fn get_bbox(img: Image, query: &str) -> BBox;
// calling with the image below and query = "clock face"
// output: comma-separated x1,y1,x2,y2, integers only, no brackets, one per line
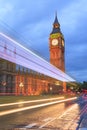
52,39,58,46
62,40,64,46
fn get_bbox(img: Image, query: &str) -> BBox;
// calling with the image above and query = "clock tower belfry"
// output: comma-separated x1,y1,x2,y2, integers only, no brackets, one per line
49,13,66,92
49,14,65,72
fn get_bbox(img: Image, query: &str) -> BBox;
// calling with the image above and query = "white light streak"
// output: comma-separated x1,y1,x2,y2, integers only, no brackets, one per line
0,97,77,116
0,32,76,82
0,97,64,107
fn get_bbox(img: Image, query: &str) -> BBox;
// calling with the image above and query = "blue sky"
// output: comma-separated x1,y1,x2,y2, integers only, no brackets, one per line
0,0,87,82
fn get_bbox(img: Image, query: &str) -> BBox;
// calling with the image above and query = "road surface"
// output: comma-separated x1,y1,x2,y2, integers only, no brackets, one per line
0,96,87,130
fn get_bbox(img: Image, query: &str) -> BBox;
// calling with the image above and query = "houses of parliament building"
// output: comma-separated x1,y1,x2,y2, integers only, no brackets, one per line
0,15,66,95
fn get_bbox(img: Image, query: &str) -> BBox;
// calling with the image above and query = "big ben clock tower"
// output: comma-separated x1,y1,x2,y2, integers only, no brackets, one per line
49,13,66,92
49,14,65,72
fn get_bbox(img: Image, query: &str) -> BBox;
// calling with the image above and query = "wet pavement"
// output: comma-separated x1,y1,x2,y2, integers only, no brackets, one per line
0,96,87,130
13,97,87,130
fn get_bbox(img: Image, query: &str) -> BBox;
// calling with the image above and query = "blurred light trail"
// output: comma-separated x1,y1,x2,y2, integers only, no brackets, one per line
0,97,64,107
0,32,75,82
0,97,77,116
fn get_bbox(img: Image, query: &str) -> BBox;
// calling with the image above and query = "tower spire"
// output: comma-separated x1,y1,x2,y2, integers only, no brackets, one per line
55,11,57,18
50,12,61,34
53,11,59,25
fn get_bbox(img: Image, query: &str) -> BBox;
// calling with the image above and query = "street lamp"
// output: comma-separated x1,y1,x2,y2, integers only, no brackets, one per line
50,87,52,91
2,81,6,86
19,82,24,95
50,86,52,94
1,81,6,95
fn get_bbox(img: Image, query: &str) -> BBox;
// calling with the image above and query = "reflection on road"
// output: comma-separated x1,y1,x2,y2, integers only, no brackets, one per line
0,96,87,129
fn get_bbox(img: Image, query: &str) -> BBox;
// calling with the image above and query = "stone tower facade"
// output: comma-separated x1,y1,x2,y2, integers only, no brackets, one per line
49,14,66,92
49,14,65,71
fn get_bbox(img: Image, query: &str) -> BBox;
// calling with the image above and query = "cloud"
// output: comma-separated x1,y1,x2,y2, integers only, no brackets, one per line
60,0,87,32
0,0,87,82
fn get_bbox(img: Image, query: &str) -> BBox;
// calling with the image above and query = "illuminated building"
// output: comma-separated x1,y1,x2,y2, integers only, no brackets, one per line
0,58,16,95
49,14,66,91
0,58,62,95
0,14,72,95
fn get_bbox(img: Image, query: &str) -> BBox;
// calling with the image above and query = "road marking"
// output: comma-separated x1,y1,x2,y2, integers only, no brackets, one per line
43,117,52,122
58,104,78,119
25,123,37,128
17,128,26,130
39,117,56,128
14,128,26,130
39,104,78,129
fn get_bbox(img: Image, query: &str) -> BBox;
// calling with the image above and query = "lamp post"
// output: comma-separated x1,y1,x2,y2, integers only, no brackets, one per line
2,81,6,86
50,86,52,94
19,82,24,95
2,81,6,95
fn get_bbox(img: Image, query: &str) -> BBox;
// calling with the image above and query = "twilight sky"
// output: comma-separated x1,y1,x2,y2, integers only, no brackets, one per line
0,0,87,82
